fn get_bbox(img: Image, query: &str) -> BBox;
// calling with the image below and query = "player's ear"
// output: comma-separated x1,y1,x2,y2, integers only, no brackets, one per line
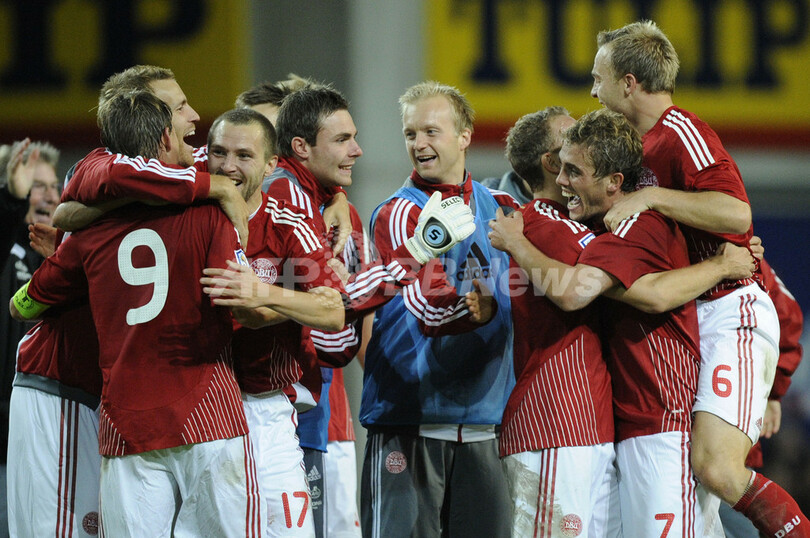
290,137,309,160
624,73,637,96
541,152,561,174
161,127,173,153
457,128,472,152
265,154,278,178
607,172,624,193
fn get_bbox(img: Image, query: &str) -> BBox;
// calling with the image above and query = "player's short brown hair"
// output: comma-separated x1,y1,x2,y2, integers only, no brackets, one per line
506,106,570,191
98,90,172,159
597,20,679,94
276,85,349,158
399,81,475,135
209,108,278,162
565,108,643,192
235,73,319,108
98,65,175,109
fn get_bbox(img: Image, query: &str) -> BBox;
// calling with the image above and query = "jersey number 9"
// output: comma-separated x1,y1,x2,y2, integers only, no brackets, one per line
118,229,169,326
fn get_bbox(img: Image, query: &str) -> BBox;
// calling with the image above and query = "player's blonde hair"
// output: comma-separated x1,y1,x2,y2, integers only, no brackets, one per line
98,65,175,116
597,20,679,94
399,81,475,135
564,108,643,192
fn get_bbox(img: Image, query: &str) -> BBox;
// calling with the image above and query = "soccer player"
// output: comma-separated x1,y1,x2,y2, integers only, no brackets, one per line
0,141,101,538
590,20,807,534
256,80,365,538
201,107,347,538
11,90,262,537
360,81,518,538
486,108,759,537
494,107,619,537
221,82,475,538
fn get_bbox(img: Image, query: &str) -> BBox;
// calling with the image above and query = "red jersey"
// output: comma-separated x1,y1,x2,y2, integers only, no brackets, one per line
371,171,519,336
27,203,248,455
233,191,346,395
578,211,701,441
500,200,613,457
642,106,757,298
62,148,210,205
15,302,102,403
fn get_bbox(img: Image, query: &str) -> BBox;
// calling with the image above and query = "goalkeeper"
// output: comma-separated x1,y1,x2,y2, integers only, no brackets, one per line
357,81,519,538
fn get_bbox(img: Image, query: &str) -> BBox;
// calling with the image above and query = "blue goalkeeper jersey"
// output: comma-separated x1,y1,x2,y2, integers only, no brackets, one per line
360,179,515,426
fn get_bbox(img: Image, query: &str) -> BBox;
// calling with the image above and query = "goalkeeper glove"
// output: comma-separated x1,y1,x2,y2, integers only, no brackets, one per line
405,191,476,264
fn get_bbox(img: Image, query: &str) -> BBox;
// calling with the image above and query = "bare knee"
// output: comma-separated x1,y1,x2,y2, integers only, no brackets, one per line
691,412,753,504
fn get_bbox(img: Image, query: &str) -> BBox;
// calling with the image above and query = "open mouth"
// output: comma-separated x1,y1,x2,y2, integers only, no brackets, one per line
339,164,353,172
562,189,581,210
416,155,436,164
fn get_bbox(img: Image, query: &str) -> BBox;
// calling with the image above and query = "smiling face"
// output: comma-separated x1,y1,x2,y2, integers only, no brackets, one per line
149,78,200,167
301,109,362,189
556,141,612,223
402,95,470,185
591,45,628,115
207,121,274,211
25,162,59,226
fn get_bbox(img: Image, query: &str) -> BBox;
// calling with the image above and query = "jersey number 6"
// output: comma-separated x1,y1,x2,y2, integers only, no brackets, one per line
117,229,169,326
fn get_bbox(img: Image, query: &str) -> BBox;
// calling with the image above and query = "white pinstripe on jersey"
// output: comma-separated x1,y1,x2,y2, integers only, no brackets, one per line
642,330,699,434
181,356,245,446
98,408,125,456
500,336,603,454
661,109,716,171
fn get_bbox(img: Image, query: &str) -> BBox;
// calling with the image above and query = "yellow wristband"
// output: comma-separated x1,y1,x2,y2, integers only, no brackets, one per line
12,281,50,319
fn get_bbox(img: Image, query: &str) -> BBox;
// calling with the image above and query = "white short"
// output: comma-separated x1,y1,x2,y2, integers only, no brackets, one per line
324,440,361,538
243,391,315,538
98,436,263,538
616,431,711,538
501,443,620,538
694,284,780,443
7,386,101,537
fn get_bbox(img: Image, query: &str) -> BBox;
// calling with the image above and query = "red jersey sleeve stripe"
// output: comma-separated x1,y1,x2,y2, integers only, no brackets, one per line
388,198,416,249
311,326,360,352
403,284,469,325
112,154,198,182
663,111,716,171
613,212,641,239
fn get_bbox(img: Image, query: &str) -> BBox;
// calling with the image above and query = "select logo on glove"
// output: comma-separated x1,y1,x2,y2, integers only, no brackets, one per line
424,218,450,248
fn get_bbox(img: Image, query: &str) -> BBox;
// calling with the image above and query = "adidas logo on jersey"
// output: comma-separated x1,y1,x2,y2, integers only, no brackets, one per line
455,243,490,282
307,465,322,483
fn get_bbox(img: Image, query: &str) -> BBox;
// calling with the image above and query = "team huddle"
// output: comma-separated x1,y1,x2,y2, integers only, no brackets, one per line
4,19,807,538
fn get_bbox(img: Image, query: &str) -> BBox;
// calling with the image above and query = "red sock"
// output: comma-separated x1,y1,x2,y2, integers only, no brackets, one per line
733,472,809,537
